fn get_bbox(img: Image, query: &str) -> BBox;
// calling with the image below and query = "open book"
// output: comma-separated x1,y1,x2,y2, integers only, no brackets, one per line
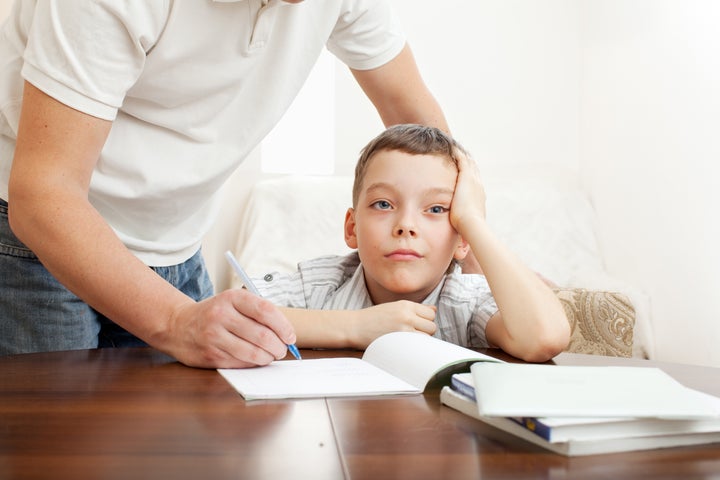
218,332,502,400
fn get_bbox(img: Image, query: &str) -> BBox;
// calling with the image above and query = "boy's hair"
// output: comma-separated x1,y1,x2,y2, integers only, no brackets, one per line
352,124,468,207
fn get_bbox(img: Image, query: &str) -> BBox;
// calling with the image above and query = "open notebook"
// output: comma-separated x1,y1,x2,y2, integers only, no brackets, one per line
218,332,502,400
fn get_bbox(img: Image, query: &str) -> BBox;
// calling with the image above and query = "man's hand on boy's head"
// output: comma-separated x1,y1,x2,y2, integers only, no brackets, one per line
449,149,487,234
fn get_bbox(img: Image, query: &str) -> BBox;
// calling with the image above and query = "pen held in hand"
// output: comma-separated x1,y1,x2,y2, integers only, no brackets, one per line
224,250,302,360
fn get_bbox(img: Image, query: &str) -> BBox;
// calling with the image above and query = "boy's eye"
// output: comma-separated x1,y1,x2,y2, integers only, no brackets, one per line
371,200,392,210
428,205,448,214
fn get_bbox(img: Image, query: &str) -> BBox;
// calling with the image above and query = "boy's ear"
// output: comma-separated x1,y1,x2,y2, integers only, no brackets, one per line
453,236,470,261
344,208,358,249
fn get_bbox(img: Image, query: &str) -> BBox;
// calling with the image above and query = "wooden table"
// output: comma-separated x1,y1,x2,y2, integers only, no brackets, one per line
2,347,720,480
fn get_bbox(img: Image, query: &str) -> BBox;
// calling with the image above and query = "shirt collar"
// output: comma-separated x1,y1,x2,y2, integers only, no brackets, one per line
325,264,374,310
325,259,451,310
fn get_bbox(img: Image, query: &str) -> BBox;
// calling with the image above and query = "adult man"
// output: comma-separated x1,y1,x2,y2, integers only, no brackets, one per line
0,0,448,367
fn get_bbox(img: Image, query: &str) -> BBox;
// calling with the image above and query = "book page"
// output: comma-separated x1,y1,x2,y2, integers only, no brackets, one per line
362,332,502,390
219,357,419,400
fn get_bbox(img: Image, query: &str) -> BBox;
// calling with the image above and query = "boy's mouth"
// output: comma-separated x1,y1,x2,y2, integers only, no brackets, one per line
385,249,422,260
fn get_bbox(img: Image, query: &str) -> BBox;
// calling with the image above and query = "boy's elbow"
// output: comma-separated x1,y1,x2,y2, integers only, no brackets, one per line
521,316,571,363
523,337,569,363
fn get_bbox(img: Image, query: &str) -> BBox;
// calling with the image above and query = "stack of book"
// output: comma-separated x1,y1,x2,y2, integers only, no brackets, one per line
441,363,720,456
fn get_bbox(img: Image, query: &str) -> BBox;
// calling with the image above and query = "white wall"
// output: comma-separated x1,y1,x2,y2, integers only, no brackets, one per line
334,0,582,175
580,0,720,367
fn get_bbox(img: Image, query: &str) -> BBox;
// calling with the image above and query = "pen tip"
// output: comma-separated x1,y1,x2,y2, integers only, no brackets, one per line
288,344,302,360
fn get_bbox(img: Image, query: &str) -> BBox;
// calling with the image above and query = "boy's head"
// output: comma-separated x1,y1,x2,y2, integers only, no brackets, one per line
345,124,471,305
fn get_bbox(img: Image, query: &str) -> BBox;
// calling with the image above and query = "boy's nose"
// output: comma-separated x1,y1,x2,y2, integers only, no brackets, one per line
394,223,417,237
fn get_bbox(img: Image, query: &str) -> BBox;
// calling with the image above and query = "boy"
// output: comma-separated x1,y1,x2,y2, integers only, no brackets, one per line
253,125,570,362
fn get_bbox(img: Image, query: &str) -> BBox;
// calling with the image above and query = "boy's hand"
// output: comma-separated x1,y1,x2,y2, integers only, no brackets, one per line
449,149,487,236
351,301,437,349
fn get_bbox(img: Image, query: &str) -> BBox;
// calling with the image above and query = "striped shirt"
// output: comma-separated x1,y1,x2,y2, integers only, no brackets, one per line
253,252,498,348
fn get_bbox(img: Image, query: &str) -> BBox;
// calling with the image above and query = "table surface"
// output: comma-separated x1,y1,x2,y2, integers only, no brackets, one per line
2,347,720,480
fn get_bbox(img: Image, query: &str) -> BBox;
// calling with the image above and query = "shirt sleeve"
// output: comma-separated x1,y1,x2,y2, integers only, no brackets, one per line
467,293,498,349
254,254,361,309
254,270,310,309
326,0,406,71
21,0,168,120
436,271,498,348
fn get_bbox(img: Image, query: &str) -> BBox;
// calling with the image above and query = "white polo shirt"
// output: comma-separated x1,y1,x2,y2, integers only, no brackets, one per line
0,0,405,265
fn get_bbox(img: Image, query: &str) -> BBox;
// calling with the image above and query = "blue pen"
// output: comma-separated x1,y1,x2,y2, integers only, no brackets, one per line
224,250,302,360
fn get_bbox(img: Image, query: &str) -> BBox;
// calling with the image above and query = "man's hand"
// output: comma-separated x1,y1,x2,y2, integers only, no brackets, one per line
165,289,297,369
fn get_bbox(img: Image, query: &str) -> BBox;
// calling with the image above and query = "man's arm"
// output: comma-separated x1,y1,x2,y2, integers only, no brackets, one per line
351,44,449,132
8,82,295,368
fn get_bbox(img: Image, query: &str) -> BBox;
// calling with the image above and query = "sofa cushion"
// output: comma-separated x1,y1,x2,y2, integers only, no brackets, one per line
556,288,635,357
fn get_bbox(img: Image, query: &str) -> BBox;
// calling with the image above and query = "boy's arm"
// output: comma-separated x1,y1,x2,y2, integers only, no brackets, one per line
450,153,571,362
279,302,437,350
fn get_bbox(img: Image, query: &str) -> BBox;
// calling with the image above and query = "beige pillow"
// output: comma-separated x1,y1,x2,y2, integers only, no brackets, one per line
555,289,636,358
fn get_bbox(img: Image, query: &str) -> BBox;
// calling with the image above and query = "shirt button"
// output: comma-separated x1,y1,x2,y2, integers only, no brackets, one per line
263,274,274,282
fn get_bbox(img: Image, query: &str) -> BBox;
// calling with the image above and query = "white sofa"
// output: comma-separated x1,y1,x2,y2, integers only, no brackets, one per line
203,167,652,359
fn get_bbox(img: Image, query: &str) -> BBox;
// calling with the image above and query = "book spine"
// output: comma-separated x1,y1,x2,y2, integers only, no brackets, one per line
450,376,477,402
510,417,553,441
448,378,556,443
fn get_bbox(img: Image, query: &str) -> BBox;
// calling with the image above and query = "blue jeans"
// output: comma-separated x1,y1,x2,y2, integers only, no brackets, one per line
0,199,214,355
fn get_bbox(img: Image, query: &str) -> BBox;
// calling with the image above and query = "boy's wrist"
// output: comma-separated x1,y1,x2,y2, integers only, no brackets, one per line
344,309,367,350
